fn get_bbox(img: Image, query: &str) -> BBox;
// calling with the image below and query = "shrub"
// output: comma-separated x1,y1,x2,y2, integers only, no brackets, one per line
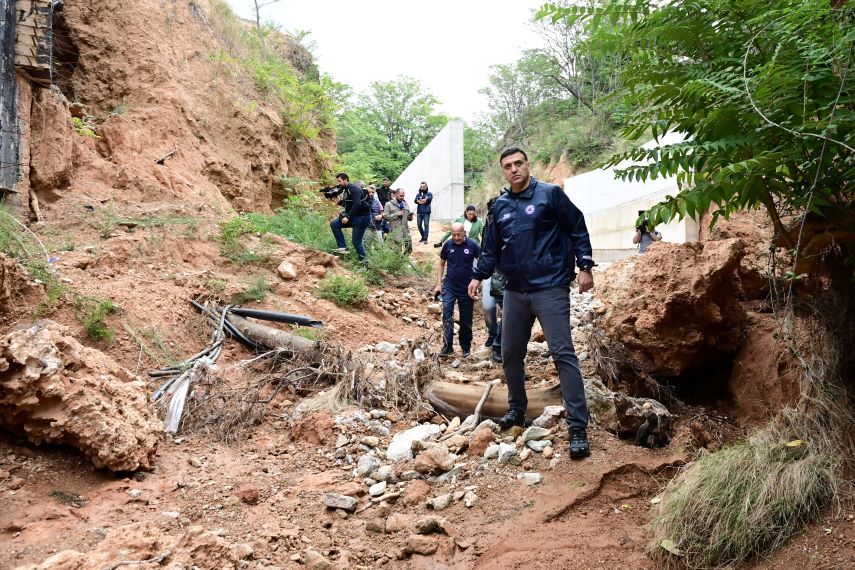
232,275,269,304
315,274,368,308
74,296,118,342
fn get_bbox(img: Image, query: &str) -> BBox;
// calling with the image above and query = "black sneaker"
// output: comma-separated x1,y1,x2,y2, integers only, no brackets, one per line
438,347,453,358
498,409,525,430
569,428,591,459
484,337,494,348
462,349,471,358
490,352,502,363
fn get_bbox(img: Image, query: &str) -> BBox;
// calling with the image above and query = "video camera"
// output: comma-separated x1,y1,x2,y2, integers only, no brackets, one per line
636,210,650,234
319,186,343,201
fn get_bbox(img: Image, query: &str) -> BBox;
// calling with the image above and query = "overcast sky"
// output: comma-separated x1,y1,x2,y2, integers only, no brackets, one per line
225,0,547,122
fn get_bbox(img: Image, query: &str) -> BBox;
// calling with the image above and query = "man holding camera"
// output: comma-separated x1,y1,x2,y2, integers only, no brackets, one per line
327,172,371,261
633,214,662,253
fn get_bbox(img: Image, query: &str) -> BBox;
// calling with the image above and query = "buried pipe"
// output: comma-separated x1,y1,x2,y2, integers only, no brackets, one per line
224,307,323,328
424,380,563,423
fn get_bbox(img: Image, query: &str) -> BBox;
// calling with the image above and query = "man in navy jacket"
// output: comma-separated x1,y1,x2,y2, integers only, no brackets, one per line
414,182,433,244
468,147,595,459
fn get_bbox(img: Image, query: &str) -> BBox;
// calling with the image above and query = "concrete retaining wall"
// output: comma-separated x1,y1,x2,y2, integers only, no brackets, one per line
393,119,464,220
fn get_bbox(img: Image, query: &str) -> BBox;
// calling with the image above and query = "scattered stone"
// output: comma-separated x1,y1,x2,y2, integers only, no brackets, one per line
483,444,500,459
497,443,517,464
532,406,566,429
375,341,398,354
517,472,543,486
386,424,443,461
507,425,524,438
519,448,531,461
526,440,551,453
427,303,442,315
447,416,461,432
451,358,461,368
401,480,431,507
369,409,388,419
522,426,551,442
234,486,261,505
415,516,452,535
413,349,425,363
304,548,334,570
399,470,422,482
549,457,560,470
578,351,589,361
360,436,380,448
405,534,438,556
444,434,469,454
373,465,396,483
369,481,387,497
276,261,297,280
427,465,463,485
426,493,453,511
322,493,358,512
335,433,349,449
463,491,478,508
189,457,204,469
356,455,381,477
468,427,496,457
413,446,456,475
127,489,143,499
543,446,554,459
366,519,386,533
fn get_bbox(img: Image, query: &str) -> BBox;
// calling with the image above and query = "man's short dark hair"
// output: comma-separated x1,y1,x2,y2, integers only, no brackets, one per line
499,147,528,163
336,172,350,181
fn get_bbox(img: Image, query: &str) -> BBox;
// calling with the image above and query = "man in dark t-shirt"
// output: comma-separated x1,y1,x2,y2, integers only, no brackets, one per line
434,222,481,358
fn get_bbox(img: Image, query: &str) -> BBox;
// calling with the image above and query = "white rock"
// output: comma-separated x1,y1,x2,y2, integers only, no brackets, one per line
369,481,387,497
375,341,398,354
427,303,442,315
426,493,453,511
463,491,478,508
519,448,531,461
335,434,349,449
369,409,387,419
413,348,425,363
483,444,500,459
276,261,298,280
532,406,566,429
386,424,443,461
355,455,381,477
527,440,551,453
578,352,589,361
373,465,396,483
323,493,358,512
517,472,543,486
497,443,517,464
522,426,551,443
127,489,143,499
447,416,461,432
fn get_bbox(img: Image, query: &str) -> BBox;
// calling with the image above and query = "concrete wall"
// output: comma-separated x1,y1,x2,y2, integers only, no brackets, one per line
393,119,464,220
564,132,699,261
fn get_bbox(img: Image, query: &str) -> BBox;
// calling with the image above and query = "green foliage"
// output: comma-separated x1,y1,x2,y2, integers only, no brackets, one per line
337,76,448,181
0,207,69,314
74,295,118,342
232,274,270,304
464,124,495,189
537,0,855,242
291,325,327,341
314,274,368,308
217,216,272,265
71,116,100,139
206,0,346,140
246,192,337,252
362,241,412,286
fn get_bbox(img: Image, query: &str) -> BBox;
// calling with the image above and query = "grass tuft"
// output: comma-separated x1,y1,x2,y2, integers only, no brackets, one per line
315,274,368,308
74,296,118,343
650,310,855,568
232,275,269,305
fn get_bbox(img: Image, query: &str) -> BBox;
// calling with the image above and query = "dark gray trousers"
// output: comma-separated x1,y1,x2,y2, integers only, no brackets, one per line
501,286,589,429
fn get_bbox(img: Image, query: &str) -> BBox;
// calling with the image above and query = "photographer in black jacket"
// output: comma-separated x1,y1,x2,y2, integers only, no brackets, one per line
327,173,371,261
632,211,662,253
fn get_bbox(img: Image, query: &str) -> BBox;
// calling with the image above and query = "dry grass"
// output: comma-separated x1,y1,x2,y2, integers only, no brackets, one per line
649,306,855,568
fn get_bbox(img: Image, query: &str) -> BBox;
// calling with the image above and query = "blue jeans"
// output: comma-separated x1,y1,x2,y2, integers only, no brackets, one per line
417,213,430,242
330,214,370,260
442,284,474,352
502,286,588,429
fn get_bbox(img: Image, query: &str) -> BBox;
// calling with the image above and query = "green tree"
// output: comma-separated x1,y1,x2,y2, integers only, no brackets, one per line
336,76,448,181
479,52,555,139
463,123,495,189
537,0,855,273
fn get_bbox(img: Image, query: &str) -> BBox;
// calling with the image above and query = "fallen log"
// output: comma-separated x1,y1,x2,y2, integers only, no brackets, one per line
227,313,322,359
424,380,562,422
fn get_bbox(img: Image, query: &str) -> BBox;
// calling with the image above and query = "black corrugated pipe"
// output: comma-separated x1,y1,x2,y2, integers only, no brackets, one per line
225,307,324,328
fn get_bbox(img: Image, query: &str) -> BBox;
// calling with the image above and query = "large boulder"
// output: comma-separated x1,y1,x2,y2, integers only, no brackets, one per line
597,238,761,378
0,321,162,471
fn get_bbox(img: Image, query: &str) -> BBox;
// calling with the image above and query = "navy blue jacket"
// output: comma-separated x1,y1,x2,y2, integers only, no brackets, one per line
473,177,594,292
415,190,433,215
